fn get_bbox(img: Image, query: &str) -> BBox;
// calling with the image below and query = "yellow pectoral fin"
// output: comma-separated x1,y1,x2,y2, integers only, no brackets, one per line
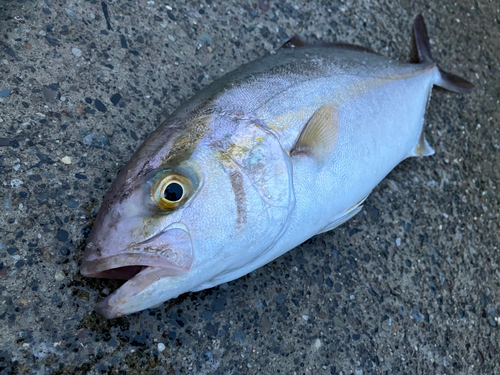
290,103,340,162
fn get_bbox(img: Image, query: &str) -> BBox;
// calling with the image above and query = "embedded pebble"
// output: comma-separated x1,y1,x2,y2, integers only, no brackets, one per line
0,88,9,97
61,156,72,164
11,179,23,188
72,48,82,57
83,132,109,148
57,230,69,242
55,270,65,281
158,343,165,352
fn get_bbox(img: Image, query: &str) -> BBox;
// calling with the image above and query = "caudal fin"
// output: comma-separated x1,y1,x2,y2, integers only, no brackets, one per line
412,14,475,94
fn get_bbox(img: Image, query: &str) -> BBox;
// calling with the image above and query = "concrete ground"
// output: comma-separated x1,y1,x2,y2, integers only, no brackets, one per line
0,0,498,373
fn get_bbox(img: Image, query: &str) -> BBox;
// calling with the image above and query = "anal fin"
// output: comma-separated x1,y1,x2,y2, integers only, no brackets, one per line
318,194,369,234
411,126,435,157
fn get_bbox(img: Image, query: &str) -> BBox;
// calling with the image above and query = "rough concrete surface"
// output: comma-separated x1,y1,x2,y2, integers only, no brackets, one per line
0,0,498,373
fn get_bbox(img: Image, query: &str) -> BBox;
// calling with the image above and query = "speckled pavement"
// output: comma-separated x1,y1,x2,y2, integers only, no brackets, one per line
0,0,498,373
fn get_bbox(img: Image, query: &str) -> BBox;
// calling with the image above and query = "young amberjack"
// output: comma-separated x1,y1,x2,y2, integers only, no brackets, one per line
80,15,474,318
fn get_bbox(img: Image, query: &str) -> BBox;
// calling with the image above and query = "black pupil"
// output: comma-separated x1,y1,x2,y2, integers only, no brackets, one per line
164,182,183,202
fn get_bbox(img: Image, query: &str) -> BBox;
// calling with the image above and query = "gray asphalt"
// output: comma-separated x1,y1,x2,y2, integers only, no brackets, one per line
0,0,498,373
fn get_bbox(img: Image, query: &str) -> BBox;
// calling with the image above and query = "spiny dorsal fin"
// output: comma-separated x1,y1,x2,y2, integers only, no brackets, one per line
281,36,377,55
281,36,306,49
290,103,339,162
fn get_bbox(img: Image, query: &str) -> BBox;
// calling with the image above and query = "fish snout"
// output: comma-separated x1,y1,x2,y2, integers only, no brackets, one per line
80,227,194,280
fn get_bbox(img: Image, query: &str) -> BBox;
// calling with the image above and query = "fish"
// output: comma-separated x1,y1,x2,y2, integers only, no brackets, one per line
80,15,474,319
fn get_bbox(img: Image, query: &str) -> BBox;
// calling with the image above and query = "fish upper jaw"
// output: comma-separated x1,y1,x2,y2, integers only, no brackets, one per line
80,226,193,279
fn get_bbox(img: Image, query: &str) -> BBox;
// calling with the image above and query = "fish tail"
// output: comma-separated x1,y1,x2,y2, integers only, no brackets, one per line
412,14,475,94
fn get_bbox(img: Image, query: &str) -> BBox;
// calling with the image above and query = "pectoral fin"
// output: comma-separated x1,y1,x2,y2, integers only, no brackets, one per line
317,194,369,234
290,103,340,162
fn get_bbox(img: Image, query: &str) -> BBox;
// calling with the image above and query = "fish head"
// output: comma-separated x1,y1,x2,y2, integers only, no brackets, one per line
81,114,294,318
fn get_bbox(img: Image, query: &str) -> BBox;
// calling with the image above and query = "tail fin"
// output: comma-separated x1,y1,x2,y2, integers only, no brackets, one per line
412,14,475,94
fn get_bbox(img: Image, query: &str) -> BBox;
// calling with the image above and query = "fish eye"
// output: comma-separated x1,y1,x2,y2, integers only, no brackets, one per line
151,173,192,210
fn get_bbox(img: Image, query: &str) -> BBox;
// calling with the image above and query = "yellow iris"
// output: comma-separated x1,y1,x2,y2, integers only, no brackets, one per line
151,173,192,210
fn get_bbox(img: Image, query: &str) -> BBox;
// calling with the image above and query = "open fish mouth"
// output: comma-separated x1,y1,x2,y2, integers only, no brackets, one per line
80,227,193,318
79,252,190,280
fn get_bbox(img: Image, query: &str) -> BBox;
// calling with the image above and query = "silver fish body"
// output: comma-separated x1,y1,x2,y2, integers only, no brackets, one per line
80,16,473,318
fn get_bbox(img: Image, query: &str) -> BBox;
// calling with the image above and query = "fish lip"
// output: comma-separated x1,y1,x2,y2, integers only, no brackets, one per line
80,226,193,279
79,252,189,279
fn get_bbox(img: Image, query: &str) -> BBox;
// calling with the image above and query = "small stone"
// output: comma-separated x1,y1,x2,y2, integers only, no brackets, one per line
55,269,65,281
83,132,94,145
487,316,497,327
312,338,321,350
0,88,9,97
41,87,56,102
7,247,19,255
64,8,76,17
59,248,70,256
166,10,176,20
201,311,212,320
200,34,212,45
158,343,166,352
66,198,79,208
61,156,72,164
72,48,82,57
412,306,423,322
275,293,286,304
94,99,107,112
110,93,121,105
56,229,69,242
11,179,23,188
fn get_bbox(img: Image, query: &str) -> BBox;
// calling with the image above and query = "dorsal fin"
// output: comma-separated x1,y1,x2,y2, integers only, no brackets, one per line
290,103,339,162
411,14,433,64
281,36,378,55
411,14,474,93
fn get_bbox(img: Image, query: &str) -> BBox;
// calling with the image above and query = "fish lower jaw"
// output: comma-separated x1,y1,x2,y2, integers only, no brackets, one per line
94,266,189,319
